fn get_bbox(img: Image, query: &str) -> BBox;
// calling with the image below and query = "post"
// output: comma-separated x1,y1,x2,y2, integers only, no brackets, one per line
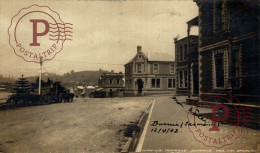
56,78,58,95
38,57,42,95
187,24,191,98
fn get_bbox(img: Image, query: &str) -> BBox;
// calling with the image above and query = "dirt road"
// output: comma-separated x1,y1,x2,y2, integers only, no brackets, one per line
0,97,152,152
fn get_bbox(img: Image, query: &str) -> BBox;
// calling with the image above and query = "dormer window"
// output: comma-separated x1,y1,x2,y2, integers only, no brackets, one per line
138,54,142,59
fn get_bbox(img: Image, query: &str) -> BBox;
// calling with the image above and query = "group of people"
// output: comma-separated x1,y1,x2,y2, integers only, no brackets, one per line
59,90,75,103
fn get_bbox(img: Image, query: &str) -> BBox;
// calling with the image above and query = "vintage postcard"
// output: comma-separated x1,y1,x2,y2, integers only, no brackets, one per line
0,0,259,152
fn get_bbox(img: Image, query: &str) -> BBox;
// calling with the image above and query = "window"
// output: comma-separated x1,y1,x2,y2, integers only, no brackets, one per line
180,46,183,61
221,1,228,31
168,79,172,88
137,64,142,73
173,79,176,88
231,50,241,88
184,45,188,60
152,79,155,88
179,70,188,88
151,79,160,88
109,79,113,85
214,0,229,32
170,64,175,73
138,54,142,59
117,79,120,84
184,70,188,88
179,71,183,88
156,79,160,88
215,53,224,87
168,79,176,88
154,64,159,73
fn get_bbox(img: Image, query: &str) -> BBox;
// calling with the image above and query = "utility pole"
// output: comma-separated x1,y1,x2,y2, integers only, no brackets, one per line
38,57,42,95
56,78,58,95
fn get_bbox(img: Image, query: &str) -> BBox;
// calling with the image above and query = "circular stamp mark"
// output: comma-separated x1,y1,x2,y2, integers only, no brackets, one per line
8,4,73,63
187,90,245,148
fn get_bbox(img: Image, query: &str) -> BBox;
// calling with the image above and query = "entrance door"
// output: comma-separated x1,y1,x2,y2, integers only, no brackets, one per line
193,69,199,95
137,79,143,94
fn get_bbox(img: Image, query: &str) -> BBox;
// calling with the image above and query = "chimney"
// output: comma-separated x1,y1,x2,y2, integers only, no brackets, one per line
137,46,141,52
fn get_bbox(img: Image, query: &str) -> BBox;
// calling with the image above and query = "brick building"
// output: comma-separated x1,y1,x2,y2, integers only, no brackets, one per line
124,46,176,96
193,0,260,103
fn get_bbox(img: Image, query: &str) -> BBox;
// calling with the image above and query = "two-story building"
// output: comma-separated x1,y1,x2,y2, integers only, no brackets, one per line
193,0,260,103
174,35,199,97
98,71,124,97
124,46,176,96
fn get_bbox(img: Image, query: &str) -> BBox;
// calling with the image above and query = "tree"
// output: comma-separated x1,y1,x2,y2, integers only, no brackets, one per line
12,75,31,95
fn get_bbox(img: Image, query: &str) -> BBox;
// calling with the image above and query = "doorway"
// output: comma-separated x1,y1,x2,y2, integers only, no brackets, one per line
193,69,199,95
137,79,143,94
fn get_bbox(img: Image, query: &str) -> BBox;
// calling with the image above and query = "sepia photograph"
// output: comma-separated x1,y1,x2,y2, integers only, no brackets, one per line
0,0,259,152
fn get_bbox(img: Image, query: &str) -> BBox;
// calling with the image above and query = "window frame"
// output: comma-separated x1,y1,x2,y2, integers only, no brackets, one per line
137,64,142,73
151,78,161,89
168,78,176,89
179,46,183,61
153,63,159,74
170,64,175,74
109,79,113,85
178,70,188,88
212,48,228,89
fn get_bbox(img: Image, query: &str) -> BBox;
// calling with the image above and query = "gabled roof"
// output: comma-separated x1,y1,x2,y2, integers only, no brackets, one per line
125,49,148,65
125,49,174,65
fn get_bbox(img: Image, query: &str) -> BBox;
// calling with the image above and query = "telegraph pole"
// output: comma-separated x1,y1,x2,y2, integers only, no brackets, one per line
56,78,58,95
38,57,42,95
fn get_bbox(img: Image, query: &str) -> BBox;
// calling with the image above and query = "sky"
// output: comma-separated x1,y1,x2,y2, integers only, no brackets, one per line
0,0,198,78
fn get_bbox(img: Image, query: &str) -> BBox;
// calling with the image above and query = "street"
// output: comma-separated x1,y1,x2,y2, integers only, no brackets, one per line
139,96,259,153
0,96,151,152
0,95,259,153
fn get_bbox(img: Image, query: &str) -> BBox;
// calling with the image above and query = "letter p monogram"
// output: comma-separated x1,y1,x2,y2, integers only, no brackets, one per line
209,104,229,131
30,19,49,46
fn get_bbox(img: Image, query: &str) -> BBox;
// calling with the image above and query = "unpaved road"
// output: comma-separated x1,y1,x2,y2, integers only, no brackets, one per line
0,97,152,152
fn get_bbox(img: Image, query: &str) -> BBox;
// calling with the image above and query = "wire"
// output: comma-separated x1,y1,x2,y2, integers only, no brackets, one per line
51,59,125,65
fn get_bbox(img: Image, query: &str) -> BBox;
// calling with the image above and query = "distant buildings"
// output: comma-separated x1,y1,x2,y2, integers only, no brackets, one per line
0,83,12,92
124,46,176,96
193,0,260,103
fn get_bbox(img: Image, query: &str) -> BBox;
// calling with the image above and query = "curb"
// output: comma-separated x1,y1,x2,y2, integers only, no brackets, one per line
121,100,154,152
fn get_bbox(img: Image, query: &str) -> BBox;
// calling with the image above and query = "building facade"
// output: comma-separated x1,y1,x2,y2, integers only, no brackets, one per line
174,35,199,96
193,0,260,103
98,71,124,97
124,46,176,96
